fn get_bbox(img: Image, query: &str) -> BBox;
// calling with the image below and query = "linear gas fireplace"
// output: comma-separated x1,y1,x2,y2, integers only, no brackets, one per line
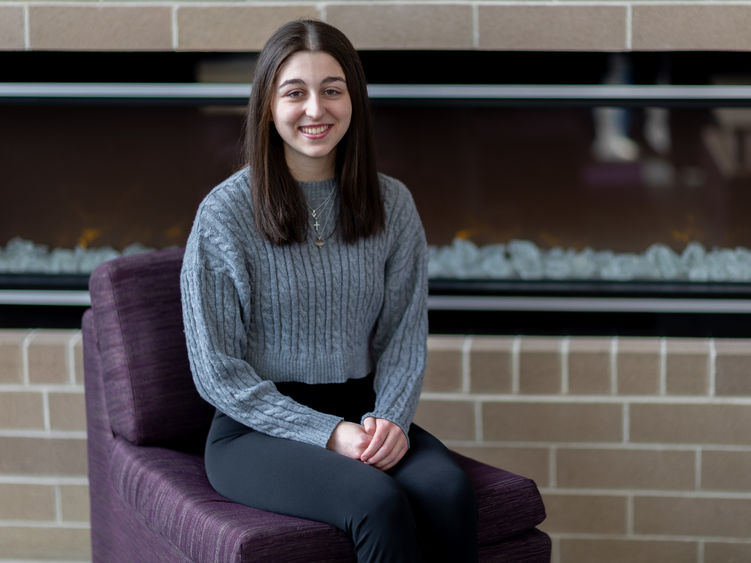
3,51,751,335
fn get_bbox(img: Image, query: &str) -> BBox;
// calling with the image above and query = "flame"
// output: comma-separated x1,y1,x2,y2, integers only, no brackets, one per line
165,224,184,243
539,231,564,248
671,215,702,246
454,228,478,241
77,228,101,249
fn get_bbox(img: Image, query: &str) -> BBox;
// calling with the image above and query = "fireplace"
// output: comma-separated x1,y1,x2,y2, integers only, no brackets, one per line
3,50,751,335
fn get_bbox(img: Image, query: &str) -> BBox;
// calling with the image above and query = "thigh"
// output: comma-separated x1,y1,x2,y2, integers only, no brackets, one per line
389,425,479,561
205,411,398,529
388,426,477,525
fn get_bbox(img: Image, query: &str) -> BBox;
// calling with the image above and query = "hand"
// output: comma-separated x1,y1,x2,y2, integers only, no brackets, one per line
326,421,372,460
360,417,408,471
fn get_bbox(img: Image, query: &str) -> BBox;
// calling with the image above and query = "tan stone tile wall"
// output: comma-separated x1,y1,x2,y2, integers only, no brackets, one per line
1,2,751,52
419,334,751,563
0,329,89,562
3,329,751,561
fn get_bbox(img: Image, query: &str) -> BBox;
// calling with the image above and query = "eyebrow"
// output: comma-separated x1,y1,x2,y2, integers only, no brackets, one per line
278,76,346,89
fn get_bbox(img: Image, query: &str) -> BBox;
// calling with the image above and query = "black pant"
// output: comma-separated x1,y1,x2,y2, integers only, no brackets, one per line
204,375,478,563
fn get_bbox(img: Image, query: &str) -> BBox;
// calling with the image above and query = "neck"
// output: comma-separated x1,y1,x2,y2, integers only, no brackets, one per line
285,151,336,182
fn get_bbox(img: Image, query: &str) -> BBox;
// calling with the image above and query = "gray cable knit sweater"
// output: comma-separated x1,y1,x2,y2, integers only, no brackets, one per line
180,168,428,448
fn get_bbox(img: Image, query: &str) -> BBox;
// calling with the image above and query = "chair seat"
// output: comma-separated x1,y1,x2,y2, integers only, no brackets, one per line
110,437,546,561
110,438,356,562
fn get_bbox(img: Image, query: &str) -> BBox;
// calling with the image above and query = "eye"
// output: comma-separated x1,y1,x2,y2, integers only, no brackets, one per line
323,88,342,97
284,89,305,99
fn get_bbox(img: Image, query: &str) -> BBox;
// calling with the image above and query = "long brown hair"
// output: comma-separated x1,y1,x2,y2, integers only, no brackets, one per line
247,19,384,245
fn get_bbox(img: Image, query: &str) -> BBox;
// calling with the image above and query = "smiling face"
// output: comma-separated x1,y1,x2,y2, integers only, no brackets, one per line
271,50,353,182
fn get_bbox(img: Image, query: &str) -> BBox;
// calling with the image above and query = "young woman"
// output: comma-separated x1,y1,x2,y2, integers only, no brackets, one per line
180,19,478,562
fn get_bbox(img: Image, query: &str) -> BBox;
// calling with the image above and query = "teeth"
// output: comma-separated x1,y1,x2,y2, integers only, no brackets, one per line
301,125,329,135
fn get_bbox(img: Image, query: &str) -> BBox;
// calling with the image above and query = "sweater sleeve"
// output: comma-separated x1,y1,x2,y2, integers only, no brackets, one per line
362,180,428,439
180,205,343,449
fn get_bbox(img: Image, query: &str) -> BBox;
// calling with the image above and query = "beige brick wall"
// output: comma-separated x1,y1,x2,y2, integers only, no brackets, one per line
416,335,751,563
0,330,89,562
3,329,751,561
1,1,751,52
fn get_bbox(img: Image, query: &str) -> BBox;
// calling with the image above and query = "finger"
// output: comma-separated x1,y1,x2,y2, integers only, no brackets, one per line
374,442,408,471
360,429,386,461
365,438,394,466
365,427,400,466
362,417,376,435
360,421,389,461
370,428,408,469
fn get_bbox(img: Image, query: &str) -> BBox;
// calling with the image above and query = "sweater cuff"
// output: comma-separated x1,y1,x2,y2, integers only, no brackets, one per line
309,414,345,449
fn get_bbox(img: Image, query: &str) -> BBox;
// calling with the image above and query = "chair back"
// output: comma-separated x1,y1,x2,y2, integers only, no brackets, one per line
88,247,213,450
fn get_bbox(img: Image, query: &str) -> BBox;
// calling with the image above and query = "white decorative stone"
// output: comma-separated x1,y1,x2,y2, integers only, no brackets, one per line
426,238,751,282
0,237,153,275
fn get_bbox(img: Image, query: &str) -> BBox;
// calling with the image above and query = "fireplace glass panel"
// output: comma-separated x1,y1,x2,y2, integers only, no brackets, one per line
374,104,751,283
3,100,751,284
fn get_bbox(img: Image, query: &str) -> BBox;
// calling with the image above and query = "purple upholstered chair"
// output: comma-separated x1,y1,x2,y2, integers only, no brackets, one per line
83,247,550,562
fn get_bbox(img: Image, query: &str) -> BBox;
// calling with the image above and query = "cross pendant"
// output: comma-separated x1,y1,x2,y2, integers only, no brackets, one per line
313,219,321,230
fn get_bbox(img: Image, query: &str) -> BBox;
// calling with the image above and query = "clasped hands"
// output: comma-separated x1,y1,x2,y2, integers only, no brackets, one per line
326,417,408,471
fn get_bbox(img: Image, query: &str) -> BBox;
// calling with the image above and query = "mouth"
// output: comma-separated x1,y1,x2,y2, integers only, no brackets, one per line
299,124,332,138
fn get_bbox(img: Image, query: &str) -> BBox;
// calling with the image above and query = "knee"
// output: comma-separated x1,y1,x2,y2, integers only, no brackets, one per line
424,465,477,515
349,474,414,532
367,476,412,518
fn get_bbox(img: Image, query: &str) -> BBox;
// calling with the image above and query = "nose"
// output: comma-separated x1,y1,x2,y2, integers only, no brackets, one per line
304,94,324,119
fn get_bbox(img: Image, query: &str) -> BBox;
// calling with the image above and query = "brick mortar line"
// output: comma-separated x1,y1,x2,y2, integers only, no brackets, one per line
471,3,479,49
17,1,751,8
549,535,560,563
23,4,30,50
610,337,618,395
549,445,557,488
20,330,35,387
66,332,82,386
474,400,483,442
54,483,63,524
695,447,702,490
42,390,50,432
511,336,520,394
0,430,87,438
419,393,751,404
0,560,88,563
0,386,85,392
625,2,632,50
23,1,179,7
549,532,751,543
560,337,569,394
659,337,667,395
0,520,90,529
171,4,178,49
626,493,634,535
443,440,751,452
540,488,751,500
461,336,471,393
708,339,717,397
0,476,88,485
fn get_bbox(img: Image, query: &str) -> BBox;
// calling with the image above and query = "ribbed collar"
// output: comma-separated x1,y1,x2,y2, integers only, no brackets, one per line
299,178,338,209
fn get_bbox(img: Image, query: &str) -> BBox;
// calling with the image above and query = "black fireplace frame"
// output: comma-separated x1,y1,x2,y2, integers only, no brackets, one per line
3,51,751,334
